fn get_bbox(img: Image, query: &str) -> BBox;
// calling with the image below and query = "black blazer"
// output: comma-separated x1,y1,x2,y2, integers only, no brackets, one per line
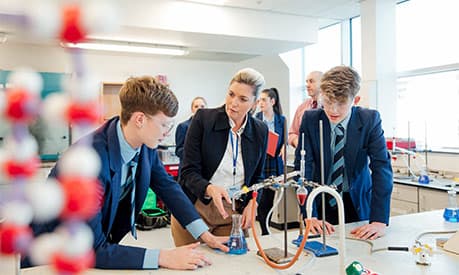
180,105,268,207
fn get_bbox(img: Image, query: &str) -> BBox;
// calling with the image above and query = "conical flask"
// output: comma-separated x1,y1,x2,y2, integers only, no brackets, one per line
443,185,459,222
228,214,247,255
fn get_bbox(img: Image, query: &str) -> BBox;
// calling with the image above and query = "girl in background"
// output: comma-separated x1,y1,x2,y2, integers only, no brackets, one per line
255,88,285,235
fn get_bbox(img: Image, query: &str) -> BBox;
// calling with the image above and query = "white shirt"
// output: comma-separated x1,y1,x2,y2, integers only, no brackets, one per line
208,116,247,198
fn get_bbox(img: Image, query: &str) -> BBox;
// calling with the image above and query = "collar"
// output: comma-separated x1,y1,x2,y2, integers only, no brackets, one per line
261,113,274,124
330,112,351,132
117,120,141,164
228,114,248,136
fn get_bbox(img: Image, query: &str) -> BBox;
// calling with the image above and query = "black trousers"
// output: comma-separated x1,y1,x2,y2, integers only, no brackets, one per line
317,192,359,225
257,188,275,235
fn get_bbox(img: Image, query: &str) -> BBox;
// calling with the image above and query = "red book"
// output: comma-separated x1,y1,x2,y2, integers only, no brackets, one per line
267,130,279,157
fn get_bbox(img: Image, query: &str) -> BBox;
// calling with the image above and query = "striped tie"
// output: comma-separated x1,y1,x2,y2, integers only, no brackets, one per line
122,153,139,239
312,100,318,109
331,124,345,192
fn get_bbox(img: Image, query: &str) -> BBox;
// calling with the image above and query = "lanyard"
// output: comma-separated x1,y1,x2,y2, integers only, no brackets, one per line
229,131,239,177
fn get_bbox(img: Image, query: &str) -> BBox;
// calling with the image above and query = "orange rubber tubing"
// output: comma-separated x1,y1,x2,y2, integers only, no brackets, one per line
250,191,311,270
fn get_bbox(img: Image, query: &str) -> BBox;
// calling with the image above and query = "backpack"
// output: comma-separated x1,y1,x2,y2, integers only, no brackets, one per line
136,188,170,230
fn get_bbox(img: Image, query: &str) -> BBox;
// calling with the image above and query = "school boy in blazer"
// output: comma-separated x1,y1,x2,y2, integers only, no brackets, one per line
23,76,227,270
295,66,393,240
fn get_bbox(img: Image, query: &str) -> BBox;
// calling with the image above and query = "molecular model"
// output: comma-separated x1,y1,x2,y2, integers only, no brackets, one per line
0,1,118,273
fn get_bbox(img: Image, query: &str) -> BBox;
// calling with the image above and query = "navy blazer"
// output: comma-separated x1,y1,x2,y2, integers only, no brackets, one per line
26,117,203,269
175,117,192,161
294,106,393,224
255,112,285,175
180,106,268,207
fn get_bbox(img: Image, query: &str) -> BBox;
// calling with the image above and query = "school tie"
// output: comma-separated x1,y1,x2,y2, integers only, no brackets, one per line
121,153,140,239
312,100,318,109
331,124,345,192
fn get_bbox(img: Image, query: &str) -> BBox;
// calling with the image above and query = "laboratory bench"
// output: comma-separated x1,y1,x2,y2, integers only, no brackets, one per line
10,210,459,275
391,174,459,216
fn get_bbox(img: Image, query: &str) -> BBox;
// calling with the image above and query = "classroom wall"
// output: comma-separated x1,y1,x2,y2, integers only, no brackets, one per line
2,43,457,176
0,42,235,144
235,54,290,120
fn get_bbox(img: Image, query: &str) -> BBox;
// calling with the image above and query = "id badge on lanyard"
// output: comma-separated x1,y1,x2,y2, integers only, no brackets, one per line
228,131,240,199
226,185,240,199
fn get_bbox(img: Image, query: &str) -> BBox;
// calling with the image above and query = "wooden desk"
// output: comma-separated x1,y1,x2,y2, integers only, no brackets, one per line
12,210,459,274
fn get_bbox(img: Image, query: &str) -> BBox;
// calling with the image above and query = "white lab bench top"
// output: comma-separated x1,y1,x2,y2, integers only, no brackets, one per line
5,210,459,275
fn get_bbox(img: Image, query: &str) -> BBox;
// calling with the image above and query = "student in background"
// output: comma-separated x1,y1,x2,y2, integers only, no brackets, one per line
23,76,228,270
171,68,268,246
175,97,207,163
255,88,285,235
288,71,323,148
295,66,393,240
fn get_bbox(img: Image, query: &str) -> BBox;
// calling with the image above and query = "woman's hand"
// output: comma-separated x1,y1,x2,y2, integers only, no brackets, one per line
158,242,212,270
199,231,229,253
205,184,232,219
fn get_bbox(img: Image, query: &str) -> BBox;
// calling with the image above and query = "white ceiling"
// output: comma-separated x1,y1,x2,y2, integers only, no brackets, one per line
187,0,361,27
1,0,362,62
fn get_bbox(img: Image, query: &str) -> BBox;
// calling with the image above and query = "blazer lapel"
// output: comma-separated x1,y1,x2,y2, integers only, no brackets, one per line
241,117,256,186
319,113,333,184
210,106,231,176
134,147,150,213
107,120,122,197
345,107,362,181
106,119,123,228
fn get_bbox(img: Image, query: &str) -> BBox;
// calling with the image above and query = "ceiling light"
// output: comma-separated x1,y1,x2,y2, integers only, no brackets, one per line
61,40,188,56
185,0,226,5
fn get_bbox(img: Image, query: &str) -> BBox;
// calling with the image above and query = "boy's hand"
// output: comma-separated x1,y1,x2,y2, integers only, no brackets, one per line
159,242,211,270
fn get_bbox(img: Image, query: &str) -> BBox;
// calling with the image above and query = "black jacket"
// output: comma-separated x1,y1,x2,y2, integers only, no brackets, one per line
180,105,268,208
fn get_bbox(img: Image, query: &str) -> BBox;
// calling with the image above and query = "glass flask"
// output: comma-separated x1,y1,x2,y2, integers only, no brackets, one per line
443,185,459,223
296,186,308,206
228,214,247,255
418,166,430,184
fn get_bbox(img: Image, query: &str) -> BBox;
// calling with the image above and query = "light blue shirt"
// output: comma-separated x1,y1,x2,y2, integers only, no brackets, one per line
261,114,275,132
116,121,141,188
328,114,351,192
116,121,209,269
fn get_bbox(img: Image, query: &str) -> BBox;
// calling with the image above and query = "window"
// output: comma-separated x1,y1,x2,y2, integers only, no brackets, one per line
396,0,459,71
396,70,459,150
282,23,342,125
350,0,459,151
396,0,459,150
280,48,304,122
304,23,342,74
350,17,361,75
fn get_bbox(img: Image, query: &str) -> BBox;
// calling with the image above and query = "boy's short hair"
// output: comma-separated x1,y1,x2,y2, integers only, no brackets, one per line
119,76,178,125
230,68,265,98
320,66,361,103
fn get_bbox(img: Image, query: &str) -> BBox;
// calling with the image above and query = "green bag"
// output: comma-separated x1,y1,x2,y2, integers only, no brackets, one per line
136,188,169,230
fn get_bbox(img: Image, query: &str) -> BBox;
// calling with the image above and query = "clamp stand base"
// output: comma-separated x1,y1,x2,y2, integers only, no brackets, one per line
300,241,338,257
257,247,295,264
